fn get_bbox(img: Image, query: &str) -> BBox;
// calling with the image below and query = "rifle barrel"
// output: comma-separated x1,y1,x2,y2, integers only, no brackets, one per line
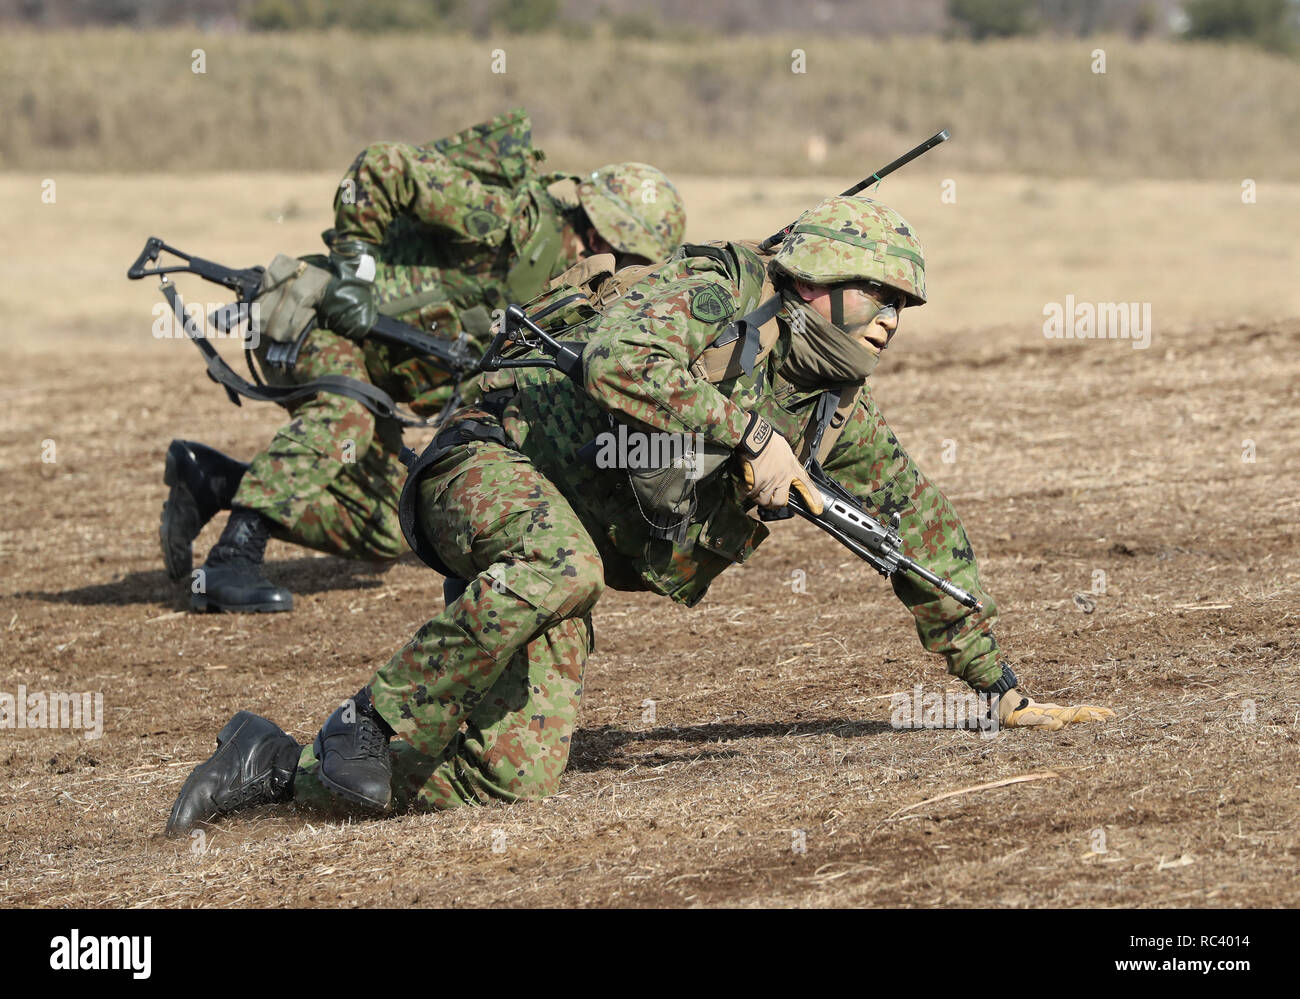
895,554,983,611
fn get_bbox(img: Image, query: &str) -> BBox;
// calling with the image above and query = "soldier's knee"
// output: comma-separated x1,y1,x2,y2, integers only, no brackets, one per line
281,397,378,463
514,774,563,800
556,549,605,616
338,414,380,464
487,755,566,802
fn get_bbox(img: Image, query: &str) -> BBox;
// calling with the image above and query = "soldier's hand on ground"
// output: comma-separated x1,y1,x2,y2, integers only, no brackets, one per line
998,687,1116,730
738,413,823,515
317,240,379,341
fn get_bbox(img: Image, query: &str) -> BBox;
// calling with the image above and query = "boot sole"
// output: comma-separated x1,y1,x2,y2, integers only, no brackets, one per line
191,592,294,614
313,735,392,812
160,448,202,582
317,771,391,812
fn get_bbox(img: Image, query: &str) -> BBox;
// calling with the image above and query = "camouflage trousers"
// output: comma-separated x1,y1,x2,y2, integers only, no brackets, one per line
292,439,604,811
231,328,407,560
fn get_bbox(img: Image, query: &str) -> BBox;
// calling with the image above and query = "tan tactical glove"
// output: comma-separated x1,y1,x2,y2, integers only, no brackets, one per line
998,688,1116,731
738,413,823,515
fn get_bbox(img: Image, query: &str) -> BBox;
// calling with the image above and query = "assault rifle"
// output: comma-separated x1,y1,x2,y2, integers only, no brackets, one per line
478,304,982,611
784,466,982,610
127,236,479,424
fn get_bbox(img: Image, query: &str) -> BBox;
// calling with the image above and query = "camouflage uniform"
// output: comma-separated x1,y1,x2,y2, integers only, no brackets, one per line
231,141,568,557
232,117,686,561
292,439,599,809
290,198,1001,812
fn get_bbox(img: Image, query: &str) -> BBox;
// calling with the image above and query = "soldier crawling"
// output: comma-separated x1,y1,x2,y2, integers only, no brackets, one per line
158,110,686,613
166,195,1114,833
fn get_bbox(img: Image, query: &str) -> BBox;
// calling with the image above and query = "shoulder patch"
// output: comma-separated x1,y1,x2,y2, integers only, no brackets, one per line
689,284,736,323
463,208,503,238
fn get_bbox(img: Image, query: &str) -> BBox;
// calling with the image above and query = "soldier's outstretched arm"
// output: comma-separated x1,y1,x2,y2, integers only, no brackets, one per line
581,275,751,449
332,142,517,248
821,387,1002,690
822,390,1115,728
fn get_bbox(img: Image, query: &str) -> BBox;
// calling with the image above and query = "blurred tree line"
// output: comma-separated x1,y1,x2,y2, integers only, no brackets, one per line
1181,0,1299,49
947,0,1298,50
244,0,572,34
3,0,1297,52
1,0,567,33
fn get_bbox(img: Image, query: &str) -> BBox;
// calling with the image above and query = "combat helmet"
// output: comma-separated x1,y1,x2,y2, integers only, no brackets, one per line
577,162,686,263
770,195,926,306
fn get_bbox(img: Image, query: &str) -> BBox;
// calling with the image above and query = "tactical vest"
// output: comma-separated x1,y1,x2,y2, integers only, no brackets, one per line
522,241,863,465
398,241,866,575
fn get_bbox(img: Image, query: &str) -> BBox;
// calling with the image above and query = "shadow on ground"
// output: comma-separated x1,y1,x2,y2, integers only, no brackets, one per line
568,718,895,771
15,555,404,608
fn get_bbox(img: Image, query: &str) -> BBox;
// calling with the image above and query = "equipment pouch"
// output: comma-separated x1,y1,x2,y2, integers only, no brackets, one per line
639,483,769,607
695,490,769,565
504,196,565,304
626,440,732,543
253,254,333,345
458,304,494,340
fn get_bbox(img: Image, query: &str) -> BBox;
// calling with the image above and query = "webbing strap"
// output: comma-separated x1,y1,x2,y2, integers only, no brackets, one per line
712,294,784,378
162,282,427,428
804,389,840,464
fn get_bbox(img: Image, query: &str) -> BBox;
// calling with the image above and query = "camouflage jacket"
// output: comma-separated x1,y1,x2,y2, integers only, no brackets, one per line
467,242,1001,688
332,141,588,412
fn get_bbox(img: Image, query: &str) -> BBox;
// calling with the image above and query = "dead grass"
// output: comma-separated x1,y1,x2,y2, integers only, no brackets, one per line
3,30,1299,179
0,305,1296,907
8,173,1300,345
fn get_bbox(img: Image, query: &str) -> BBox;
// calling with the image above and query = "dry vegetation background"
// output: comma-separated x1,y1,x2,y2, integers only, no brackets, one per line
3,30,1300,177
1,27,1298,908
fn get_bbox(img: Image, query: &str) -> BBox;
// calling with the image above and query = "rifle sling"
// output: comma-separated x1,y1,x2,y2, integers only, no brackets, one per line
161,282,427,428
805,389,839,462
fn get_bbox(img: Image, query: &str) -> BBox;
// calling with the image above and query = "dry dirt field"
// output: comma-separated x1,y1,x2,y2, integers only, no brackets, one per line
1,175,1297,908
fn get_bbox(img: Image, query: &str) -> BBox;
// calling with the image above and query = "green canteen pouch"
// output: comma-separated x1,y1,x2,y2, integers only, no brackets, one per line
254,253,332,345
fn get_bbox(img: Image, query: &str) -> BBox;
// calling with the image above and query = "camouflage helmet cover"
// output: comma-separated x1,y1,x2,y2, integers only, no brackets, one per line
771,195,927,306
577,162,686,263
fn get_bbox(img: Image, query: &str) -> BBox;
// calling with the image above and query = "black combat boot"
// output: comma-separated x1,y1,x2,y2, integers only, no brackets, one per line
160,439,249,581
165,711,300,837
313,686,395,812
192,506,293,613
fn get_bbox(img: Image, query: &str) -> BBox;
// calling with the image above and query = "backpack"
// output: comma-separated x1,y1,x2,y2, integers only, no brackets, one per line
399,241,864,570
425,107,544,192
393,109,568,336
